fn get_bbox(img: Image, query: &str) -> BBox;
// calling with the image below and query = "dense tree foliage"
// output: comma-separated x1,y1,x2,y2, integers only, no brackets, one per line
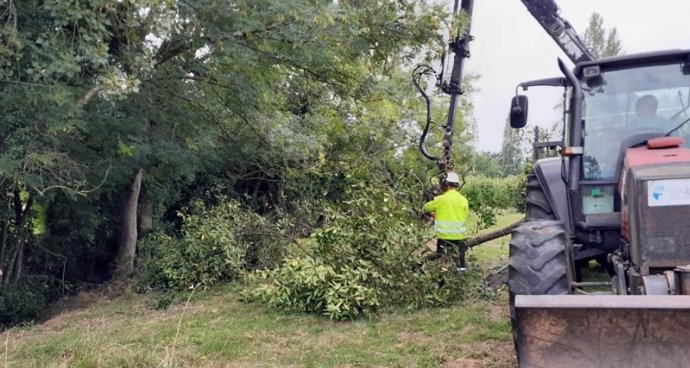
0,0,521,323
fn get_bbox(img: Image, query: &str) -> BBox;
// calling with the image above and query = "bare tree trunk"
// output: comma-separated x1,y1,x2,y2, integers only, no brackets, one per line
114,168,144,279
5,191,32,285
251,180,261,205
12,238,23,284
466,220,524,248
139,190,153,235
78,85,102,107
0,220,8,279
3,246,17,286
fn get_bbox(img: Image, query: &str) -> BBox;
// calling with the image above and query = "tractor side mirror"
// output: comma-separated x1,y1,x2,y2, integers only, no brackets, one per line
510,95,529,129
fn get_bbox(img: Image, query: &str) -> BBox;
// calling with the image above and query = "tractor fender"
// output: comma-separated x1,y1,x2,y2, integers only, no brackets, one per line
533,158,570,226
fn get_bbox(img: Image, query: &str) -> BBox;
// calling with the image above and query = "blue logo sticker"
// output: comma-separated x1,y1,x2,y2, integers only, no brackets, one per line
652,185,665,201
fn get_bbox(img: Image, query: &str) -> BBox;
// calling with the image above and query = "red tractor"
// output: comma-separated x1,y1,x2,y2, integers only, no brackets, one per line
510,50,690,368
417,1,690,366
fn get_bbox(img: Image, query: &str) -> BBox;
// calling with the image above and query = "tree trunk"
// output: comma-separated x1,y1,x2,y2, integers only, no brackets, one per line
5,191,32,285
0,220,8,279
12,238,23,284
3,246,17,286
466,219,524,248
139,190,153,235
251,179,261,205
114,168,144,279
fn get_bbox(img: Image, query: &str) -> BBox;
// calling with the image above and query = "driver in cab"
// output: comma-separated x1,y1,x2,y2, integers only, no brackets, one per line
630,94,677,132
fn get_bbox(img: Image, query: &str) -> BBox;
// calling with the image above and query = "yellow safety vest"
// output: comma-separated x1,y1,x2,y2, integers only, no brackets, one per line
423,189,469,240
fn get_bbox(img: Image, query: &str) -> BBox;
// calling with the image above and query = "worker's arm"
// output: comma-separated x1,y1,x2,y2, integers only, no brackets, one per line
460,196,470,222
423,197,438,214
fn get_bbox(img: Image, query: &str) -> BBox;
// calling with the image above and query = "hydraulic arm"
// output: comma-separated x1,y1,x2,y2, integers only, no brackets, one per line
416,0,474,173
520,0,595,64
416,0,593,172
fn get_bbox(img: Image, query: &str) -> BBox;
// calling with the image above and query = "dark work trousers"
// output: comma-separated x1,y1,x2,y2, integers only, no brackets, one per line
437,239,468,268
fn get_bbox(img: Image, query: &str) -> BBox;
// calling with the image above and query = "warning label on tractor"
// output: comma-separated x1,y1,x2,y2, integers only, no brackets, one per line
648,179,690,207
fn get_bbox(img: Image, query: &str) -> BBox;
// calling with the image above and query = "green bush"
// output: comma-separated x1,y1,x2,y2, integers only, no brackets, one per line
462,175,525,228
244,181,482,320
0,286,46,327
137,198,282,290
0,276,69,327
242,211,288,271
248,257,382,320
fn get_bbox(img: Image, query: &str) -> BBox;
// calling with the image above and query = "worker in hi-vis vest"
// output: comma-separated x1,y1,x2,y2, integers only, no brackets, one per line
423,172,470,271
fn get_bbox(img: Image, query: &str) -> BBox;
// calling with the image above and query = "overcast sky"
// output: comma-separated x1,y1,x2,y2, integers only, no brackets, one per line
464,0,690,152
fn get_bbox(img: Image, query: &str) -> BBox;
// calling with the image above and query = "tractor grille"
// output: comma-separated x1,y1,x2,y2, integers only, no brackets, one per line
632,176,690,268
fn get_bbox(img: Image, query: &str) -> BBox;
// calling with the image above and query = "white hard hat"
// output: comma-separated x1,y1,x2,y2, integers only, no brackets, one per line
445,172,460,184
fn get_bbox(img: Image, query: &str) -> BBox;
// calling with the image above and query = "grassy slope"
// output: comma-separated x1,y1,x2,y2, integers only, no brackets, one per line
5,213,523,368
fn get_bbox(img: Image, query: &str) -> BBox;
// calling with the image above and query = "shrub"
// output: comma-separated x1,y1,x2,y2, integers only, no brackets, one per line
461,175,525,228
242,211,288,271
0,276,70,328
137,198,283,290
0,286,46,327
248,257,382,320
244,181,482,320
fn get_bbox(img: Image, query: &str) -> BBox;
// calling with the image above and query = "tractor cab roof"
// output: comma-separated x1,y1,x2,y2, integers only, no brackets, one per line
574,49,690,77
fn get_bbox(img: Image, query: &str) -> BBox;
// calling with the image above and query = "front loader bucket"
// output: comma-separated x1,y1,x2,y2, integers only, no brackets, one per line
514,295,690,368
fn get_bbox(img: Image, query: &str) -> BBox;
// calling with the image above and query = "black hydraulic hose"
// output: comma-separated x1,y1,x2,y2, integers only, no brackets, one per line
413,65,440,162
413,0,474,168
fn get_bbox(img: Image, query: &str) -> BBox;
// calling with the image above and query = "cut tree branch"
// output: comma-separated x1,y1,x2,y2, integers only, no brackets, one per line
466,219,524,248
78,85,102,108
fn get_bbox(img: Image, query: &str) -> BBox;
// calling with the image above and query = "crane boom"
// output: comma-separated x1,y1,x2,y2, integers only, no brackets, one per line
416,0,594,172
438,0,474,172
520,0,595,63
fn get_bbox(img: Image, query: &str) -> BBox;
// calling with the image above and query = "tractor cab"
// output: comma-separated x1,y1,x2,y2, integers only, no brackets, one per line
511,50,690,257
579,54,690,181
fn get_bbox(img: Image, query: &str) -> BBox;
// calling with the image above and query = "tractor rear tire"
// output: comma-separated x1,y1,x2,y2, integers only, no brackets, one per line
508,220,568,295
525,174,556,221
508,220,569,358
508,220,569,295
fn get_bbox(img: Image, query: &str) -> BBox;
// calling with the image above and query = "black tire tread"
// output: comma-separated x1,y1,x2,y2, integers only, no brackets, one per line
508,220,568,296
525,174,556,221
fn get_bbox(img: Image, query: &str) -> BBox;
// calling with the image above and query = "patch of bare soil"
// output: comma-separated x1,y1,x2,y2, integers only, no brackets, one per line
484,267,508,288
488,302,509,322
44,280,133,316
398,331,430,343
444,341,516,368
39,282,156,331
38,292,106,330
443,358,484,368
48,290,102,312
392,331,431,349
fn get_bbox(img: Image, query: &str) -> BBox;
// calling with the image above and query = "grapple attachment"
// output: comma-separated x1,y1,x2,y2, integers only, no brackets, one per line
515,295,690,368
